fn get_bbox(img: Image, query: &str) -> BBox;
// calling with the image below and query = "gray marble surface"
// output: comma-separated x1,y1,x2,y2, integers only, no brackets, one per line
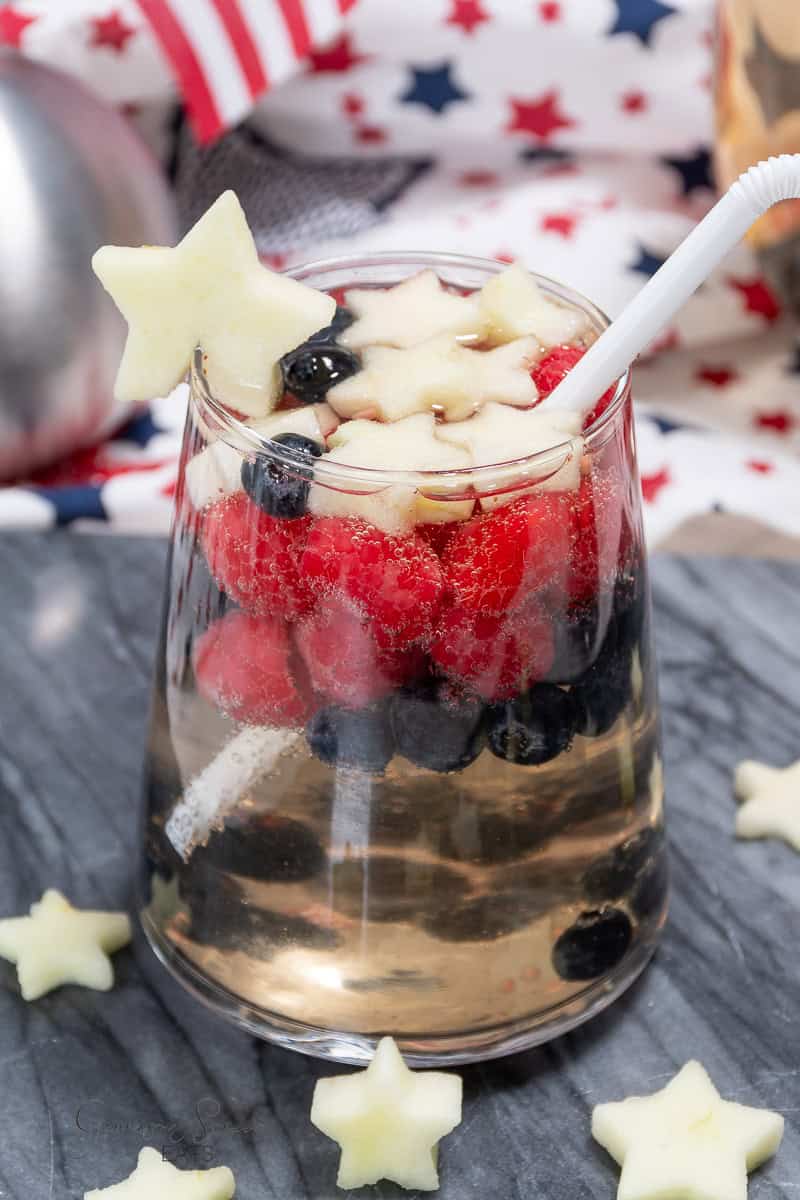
0,534,798,1200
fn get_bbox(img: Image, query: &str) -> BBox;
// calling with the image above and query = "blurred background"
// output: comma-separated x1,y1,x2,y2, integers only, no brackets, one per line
0,0,798,551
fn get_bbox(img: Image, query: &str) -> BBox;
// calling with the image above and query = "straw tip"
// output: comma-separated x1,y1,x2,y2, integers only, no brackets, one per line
736,154,800,213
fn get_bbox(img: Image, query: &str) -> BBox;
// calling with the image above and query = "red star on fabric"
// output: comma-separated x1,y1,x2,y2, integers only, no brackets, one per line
356,125,387,145
309,33,366,73
0,5,37,48
746,460,774,474
754,410,795,435
494,250,515,264
89,11,137,53
506,91,576,142
446,0,490,35
539,2,561,21
729,276,781,322
459,169,499,187
540,212,578,238
696,365,738,388
31,446,172,488
341,92,365,118
640,467,671,503
621,90,647,113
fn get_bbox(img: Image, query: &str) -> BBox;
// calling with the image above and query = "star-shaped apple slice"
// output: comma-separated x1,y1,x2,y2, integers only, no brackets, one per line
734,758,800,852
436,400,583,509
592,1060,783,1200
185,402,338,511
0,890,131,1000
340,269,485,350
92,191,334,411
480,263,589,347
328,334,540,422
85,1147,235,1200
309,413,474,532
311,1036,462,1191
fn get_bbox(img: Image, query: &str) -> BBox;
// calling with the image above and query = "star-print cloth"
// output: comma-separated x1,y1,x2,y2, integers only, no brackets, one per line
2,0,800,545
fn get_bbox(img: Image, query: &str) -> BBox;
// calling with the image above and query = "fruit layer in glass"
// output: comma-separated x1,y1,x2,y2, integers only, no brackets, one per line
140,253,667,1065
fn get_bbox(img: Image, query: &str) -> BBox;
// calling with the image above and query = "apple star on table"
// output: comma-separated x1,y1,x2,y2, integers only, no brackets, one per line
591,1060,784,1200
84,1147,235,1200
734,758,800,852
0,889,131,1000
310,1036,462,1191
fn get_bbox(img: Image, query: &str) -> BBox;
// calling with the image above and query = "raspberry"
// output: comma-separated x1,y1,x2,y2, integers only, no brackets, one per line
379,641,429,688
430,599,554,701
566,475,600,605
531,346,584,396
566,470,626,604
295,599,398,710
532,346,617,431
582,387,618,430
441,493,570,616
201,492,313,619
300,517,445,648
416,521,459,558
194,610,310,727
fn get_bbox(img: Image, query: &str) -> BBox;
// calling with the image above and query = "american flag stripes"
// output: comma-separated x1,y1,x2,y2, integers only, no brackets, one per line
135,0,358,142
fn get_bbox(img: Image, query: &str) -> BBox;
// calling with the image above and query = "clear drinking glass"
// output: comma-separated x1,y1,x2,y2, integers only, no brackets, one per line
139,253,667,1065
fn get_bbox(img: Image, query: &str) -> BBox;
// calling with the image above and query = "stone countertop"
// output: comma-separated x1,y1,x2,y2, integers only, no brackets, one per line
0,534,798,1200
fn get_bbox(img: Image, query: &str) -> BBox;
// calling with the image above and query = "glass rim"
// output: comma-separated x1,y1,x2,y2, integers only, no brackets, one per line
190,250,631,492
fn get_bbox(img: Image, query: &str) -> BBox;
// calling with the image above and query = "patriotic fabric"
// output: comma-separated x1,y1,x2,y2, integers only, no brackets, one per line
2,0,800,544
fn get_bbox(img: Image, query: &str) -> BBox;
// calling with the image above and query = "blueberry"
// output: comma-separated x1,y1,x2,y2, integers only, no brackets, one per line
630,853,669,921
193,815,326,882
424,892,550,942
487,683,578,765
551,907,633,981
330,857,468,923
439,809,558,865
307,704,394,774
241,431,322,519
571,619,633,737
390,681,486,772
613,567,647,653
546,602,605,684
583,827,664,903
185,873,341,954
307,305,355,343
280,341,361,404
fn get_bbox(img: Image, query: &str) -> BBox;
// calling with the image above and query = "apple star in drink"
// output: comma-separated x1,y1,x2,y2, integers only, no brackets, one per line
94,195,667,1062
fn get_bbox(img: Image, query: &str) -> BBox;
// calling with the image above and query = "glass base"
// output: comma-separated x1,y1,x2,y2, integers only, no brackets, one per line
139,897,667,1066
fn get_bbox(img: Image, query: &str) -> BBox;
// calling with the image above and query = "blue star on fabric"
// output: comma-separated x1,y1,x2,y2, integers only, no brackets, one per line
29,485,107,526
661,147,713,195
400,62,471,115
608,0,676,46
630,245,666,277
117,407,164,447
646,414,694,435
